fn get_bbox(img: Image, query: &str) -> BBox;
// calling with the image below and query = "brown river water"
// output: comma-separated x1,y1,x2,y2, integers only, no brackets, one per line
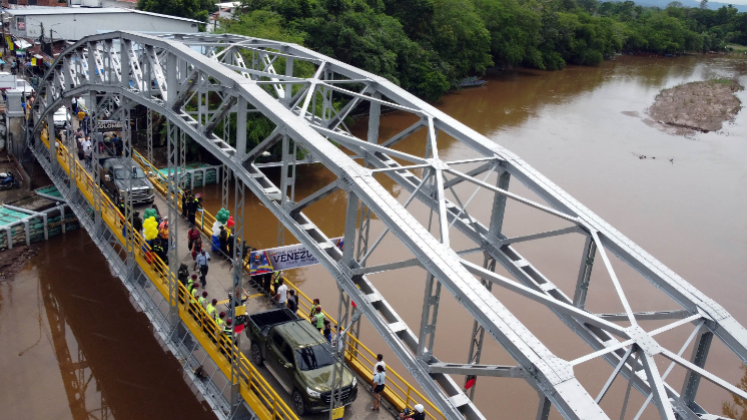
3,55,747,420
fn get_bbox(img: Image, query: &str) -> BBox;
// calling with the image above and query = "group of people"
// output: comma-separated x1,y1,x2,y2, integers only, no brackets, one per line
177,267,236,342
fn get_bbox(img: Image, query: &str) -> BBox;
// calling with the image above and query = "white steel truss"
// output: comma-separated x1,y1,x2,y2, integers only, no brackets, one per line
29,32,747,420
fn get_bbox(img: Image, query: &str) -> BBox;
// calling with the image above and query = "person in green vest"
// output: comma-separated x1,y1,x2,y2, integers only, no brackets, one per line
223,319,234,341
272,271,284,296
216,312,226,328
187,274,197,295
309,298,320,319
311,306,325,332
191,283,200,300
206,299,218,320
198,291,208,309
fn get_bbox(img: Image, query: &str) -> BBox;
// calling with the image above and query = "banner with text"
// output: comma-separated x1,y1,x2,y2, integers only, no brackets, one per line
249,237,344,276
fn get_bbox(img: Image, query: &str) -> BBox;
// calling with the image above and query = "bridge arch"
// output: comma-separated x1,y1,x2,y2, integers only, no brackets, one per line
28,31,747,420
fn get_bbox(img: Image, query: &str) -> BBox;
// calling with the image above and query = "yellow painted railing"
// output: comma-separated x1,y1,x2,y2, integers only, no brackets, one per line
131,150,447,420
42,135,298,420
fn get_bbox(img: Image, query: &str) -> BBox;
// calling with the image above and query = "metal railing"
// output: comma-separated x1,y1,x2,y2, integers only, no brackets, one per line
132,150,446,420
40,129,298,420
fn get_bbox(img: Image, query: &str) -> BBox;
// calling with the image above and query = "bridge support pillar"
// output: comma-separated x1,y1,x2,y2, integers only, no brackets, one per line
465,168,510,398
166,120,181,326
229,174,245,414
681,328,713,409
573,236,596,309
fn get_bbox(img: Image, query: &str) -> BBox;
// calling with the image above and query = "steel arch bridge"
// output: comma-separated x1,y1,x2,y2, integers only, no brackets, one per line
28,31,747,420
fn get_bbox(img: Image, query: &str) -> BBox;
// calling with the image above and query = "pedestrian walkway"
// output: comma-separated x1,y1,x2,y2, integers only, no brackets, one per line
58,113,442,419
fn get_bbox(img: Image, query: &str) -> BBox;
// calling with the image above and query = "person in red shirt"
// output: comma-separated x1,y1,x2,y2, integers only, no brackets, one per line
187,224,201,257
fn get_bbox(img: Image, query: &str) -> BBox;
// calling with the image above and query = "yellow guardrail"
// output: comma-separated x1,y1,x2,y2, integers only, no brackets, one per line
131,150,447,420
42,133,298,420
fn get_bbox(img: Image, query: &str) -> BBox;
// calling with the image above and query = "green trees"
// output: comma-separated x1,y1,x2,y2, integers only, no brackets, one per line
143,0,747,102
137,0,216,23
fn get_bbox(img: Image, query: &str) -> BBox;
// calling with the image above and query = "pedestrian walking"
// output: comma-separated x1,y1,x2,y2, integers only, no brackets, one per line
182,191,191,218
311,306,325,332
82,114,91,136
323,320,332,343
372,365,386,411
187,193,201,226
374,354,386,374
309,298,320,319
133,211,143,235
187,224,200,256
191,237,203,261
206,298,218,320
218,225,228,257
177,263,190,286
194,248,211,287
272,271,284,296
261,272,272,295
274,277,288,309
287,289,298,314
333,326,346,353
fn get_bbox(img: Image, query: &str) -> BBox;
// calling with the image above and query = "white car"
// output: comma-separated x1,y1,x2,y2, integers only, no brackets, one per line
16,79,34,97
53,107,70,129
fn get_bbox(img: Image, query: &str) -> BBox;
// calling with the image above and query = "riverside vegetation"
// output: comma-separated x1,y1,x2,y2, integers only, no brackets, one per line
139,0,747,102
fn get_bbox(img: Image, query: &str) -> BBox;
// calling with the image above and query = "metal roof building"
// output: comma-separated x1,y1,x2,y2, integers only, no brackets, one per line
4,8,202,41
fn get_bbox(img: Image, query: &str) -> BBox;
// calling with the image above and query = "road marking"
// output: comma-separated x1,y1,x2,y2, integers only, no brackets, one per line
217,299,229,305
247,293,264,299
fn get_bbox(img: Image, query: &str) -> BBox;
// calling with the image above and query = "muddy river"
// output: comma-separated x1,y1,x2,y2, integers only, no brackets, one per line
3,54,747,420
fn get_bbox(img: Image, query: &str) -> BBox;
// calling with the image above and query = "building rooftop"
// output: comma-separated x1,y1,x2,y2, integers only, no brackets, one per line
3,7,203,24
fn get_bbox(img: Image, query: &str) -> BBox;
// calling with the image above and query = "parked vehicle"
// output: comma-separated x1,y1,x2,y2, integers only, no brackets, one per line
16,79,34,97
0,170,21,190
98,157,155,205
53,107,70,129
247,309,358,415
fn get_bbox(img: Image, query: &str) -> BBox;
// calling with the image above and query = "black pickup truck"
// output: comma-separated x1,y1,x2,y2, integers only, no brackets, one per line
247,309,358,415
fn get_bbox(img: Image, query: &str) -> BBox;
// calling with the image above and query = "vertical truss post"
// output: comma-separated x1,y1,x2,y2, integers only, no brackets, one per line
343,191,359,267
235,97,247,159
536,394,552,420
222,164,229,211
418,175,441,359
277,134,296,245
87,41,96,85
122,101,135,281
351,92,380,342
283,57,294,106
680,329,713,409
47,97,56,170
329,288,354,418
120,37,129,90
180,128,186,186
466,167,510,397
146,110,153,163
417,271,441,359
90,92,103,231
166,120,180,324
573,236,596,309
229,177,245,413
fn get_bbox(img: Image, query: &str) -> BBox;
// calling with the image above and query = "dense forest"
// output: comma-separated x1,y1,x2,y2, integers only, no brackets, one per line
139,0,747,102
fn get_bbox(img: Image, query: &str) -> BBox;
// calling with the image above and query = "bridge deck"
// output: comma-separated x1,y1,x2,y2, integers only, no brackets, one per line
65,122,384,419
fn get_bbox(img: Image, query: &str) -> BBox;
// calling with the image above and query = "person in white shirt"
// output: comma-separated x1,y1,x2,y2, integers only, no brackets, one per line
333,326,346,353
274,277,288,309
374,354,385,373
372,365,386,411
